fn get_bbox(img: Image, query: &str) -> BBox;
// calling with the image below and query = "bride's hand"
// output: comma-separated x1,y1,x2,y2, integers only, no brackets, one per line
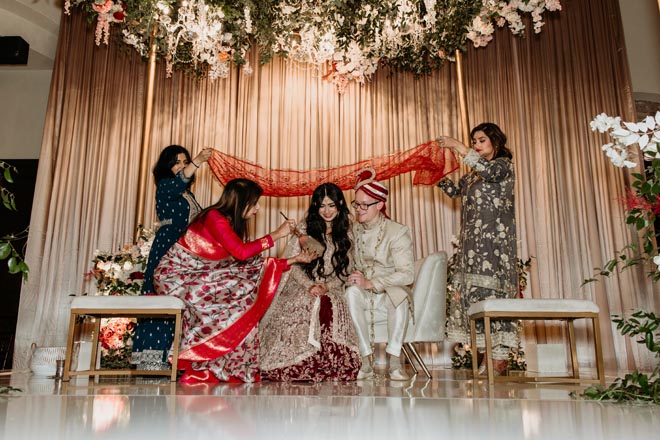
288,248,318,265
309,283,327,297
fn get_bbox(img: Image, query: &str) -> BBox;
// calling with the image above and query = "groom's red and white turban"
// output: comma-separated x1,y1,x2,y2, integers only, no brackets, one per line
355,167,389,217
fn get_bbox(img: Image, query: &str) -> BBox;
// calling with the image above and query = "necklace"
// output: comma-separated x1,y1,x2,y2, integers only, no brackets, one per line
353,214,386,280
354,215,387,353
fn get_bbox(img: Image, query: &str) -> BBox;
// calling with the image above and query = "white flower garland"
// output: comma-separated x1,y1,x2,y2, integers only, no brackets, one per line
64,0,563,91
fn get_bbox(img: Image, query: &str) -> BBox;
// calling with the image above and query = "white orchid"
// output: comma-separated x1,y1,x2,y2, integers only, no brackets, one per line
590,111,660,283
653,255,660,267
66,1,561,92
591,111,660,168
467,0,562,47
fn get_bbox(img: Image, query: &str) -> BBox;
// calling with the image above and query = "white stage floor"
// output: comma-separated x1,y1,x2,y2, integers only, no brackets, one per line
1,368,658,440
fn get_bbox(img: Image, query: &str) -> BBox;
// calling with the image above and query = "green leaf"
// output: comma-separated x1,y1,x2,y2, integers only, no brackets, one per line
647,320,658,332
7,256,20,274
2,196,11,211
18,261,29,281
3,167,13,183
0,242,10,259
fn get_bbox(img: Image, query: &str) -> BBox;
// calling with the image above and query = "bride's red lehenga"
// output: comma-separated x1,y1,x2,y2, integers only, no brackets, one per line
154,210,289,383
259,238,362,383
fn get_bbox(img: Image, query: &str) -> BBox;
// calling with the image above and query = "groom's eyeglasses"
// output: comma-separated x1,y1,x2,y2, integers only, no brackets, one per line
351,201,379,211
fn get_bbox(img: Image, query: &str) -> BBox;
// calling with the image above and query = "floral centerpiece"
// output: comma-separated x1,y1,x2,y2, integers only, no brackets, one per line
98,317,136,369
64,0,562,91
90,226,154,295
87,226,154,368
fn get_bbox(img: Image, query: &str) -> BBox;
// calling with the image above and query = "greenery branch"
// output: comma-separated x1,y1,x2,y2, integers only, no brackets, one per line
583,162,660,286
574,113,660,404
572,311,659,403
0,161,25,394
0,161,29,280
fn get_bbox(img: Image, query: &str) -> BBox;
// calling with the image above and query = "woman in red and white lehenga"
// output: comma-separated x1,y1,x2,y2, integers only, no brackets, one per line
154,178,315,383
259,183,362,382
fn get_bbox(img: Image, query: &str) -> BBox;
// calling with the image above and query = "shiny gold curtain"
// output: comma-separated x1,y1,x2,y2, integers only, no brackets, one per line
15,0,658,373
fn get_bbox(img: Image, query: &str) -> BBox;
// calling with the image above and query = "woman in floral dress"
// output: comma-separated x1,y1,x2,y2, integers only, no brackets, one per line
437,123,518,375
260,183,361,382
154,178,315,383
132,145,212,369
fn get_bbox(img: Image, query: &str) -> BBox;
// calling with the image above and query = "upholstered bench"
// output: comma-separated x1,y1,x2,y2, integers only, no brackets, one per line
63,295,185,382
468,298,605,385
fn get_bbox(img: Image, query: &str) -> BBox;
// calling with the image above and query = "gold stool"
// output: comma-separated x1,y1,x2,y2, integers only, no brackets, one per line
63,295,184,382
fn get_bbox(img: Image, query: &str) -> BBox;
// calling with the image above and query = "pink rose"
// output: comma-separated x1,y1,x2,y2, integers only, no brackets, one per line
92,0,113,14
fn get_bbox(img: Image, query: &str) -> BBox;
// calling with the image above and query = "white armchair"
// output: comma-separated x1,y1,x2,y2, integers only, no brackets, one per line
371,251,448,378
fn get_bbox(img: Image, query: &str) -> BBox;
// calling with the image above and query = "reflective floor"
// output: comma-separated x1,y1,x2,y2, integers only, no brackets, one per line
1,368,658,440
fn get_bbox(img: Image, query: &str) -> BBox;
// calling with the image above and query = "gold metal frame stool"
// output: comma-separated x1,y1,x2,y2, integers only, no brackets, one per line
63,295,184,382
468,298,605,386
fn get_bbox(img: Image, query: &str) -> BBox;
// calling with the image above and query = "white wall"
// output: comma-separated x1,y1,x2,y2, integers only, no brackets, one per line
619,0,660,99
0,70,51,159
0,0,58,160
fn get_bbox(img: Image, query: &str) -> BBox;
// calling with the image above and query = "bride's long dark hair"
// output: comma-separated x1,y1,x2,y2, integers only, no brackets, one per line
302,183,351,281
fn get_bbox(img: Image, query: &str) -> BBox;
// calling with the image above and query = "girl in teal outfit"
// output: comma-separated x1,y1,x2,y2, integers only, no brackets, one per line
132,144,212,369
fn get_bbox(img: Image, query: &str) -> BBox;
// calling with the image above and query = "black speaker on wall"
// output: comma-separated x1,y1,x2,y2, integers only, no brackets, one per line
0,36,29,65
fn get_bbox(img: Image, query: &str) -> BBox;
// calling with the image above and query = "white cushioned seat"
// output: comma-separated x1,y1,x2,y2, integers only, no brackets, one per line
64,295,185,382
371,251,448,378
71,295,185,310
468,298,599,315
468,297,604,386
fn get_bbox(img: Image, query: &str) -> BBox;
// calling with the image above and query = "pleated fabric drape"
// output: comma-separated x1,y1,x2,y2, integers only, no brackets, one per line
15,0,658,373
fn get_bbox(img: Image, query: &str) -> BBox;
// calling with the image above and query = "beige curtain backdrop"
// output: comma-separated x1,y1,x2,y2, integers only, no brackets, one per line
15,0,659,373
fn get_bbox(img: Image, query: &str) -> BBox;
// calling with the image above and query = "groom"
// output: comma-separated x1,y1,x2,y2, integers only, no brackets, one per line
345,168,415,380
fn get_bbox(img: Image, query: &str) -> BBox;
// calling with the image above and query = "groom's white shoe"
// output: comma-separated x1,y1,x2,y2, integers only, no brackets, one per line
357,365,374,380
388,368,410,381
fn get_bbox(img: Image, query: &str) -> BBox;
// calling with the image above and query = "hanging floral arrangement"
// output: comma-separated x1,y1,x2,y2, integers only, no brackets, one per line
64,0,562,90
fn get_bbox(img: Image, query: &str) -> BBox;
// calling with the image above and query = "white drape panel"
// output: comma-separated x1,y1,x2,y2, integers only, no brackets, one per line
15,1,659,373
